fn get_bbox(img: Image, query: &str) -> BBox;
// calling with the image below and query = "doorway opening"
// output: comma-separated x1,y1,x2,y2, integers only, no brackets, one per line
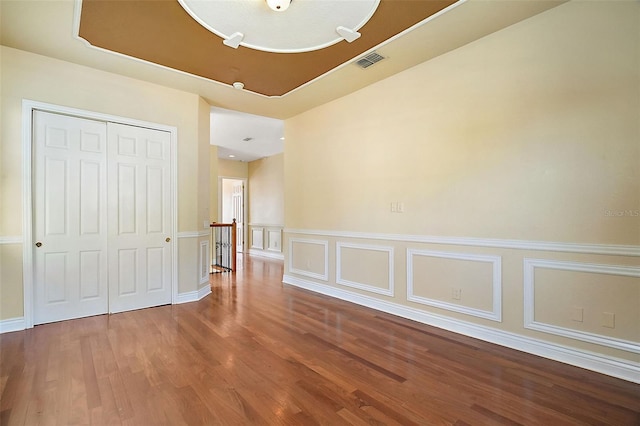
219,177,246,255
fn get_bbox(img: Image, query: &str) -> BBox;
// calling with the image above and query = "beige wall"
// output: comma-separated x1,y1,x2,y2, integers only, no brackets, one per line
209,146,218,223
284,1,640,370
285,2,638,245
247,154,284,258
248,153,284,226
0,46,210,318
218,158,248,178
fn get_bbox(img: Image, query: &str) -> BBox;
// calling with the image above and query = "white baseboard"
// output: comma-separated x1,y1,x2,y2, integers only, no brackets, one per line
249,249,284,261
175,285,211,304
0,317,26,334
282,274,640,384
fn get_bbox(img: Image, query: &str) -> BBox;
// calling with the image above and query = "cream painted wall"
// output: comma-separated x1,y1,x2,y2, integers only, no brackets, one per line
285,1,639,246
218,158,248,178
248,153,284,226
283,1,640,374
209,146,219,223
0,46,210,318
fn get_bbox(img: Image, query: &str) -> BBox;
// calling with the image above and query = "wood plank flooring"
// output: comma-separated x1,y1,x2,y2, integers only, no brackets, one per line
1,254,639,425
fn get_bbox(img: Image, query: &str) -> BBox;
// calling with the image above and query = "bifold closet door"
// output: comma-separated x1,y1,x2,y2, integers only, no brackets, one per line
107,122,172,313
33,111,109,324
33,111,173,325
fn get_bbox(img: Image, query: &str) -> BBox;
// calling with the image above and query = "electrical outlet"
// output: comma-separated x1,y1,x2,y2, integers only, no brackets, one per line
452,288,462,300
601,312,615,328
571,307,584,322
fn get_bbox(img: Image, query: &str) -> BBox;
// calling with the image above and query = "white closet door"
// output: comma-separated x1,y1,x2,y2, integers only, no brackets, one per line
107,122,172,313
33,111,108,324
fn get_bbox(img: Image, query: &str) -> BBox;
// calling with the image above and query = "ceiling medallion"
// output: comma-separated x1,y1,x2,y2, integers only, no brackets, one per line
177,0,380,53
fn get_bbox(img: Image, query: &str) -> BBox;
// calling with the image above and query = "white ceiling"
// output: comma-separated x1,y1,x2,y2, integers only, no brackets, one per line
211,107,284,162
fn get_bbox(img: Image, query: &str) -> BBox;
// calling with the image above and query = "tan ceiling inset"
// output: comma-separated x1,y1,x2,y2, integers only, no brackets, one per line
78,0,457,97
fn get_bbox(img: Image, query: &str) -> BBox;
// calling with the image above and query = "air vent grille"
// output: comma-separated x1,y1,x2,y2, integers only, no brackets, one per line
242,137,253,142
355,52,385,69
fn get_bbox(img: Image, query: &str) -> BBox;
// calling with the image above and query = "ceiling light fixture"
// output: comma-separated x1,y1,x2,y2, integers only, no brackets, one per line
266,0,291,12
177,0,379,53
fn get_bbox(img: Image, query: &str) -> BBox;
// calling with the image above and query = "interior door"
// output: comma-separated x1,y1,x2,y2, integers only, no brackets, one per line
107,122,172,313
33,111,109,324
232,182,244,253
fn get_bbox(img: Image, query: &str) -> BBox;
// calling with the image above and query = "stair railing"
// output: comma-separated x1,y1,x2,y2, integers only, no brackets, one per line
210,219,237,272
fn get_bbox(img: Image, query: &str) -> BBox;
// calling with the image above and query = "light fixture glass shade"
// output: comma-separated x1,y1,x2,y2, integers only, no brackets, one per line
266,0,291,12
177,0,380,53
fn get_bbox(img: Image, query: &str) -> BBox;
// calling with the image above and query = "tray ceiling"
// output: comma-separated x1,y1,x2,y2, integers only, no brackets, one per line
77,0,457,97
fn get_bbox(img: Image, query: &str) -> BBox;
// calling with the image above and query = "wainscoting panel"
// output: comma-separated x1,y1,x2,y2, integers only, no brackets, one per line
283,228,640,382
289,238,329,281
524,258,640,353
251,227,264,250
267,229,282,253
199,240,209,285
407,249,502,322
336,242,394,296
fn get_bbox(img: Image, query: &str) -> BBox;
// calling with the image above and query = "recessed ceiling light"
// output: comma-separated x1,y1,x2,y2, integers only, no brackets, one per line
280,137,285,140
229,154,235,158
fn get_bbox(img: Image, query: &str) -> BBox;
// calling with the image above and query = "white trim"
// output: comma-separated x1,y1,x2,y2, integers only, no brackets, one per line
251,227,265,249
249,223,285,228
0,236,22,244
0,317,26,334
198,284,211,301
407,249,502,322
284,228,640,257
282,274,640,384
266,228,283,253
248,249,285,261
177,231,210,239
199,240,210,285
336,242,394,297
524,258,640,354
22,100,179,329
288,237,329,281
175,285,211,305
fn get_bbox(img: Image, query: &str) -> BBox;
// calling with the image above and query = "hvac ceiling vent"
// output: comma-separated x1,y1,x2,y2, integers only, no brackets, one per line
355,52,385,69
242,137,254,142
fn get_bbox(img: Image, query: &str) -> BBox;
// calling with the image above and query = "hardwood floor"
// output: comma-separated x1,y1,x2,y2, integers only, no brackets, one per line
1,254,639,425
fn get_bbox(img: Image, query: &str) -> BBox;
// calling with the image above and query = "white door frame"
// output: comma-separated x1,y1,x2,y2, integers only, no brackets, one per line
22,100,178,329
217,176,247,252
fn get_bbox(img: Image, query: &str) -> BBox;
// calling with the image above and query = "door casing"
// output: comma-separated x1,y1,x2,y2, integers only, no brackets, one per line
22,100,178,329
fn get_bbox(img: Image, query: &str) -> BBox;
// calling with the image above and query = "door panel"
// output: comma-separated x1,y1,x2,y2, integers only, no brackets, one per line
107,123,172,313
33,111,108,324
232,183,244,253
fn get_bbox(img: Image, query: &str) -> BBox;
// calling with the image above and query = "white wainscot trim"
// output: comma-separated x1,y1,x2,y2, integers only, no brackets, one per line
0,236,22,244
0,317,26,334
266,228,283,253
249,249,285,261
336,242,394,297
288,237,329,281
407,249,502,322
176,285,211,304
251,227,264,249
285,228,640,257
282,274,640,384
524,258,640,354
199,239,210,285
177,230,210,239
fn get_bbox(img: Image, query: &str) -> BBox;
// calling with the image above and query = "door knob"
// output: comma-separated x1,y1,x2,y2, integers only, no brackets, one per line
35,242,42,247
165,237,171,242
